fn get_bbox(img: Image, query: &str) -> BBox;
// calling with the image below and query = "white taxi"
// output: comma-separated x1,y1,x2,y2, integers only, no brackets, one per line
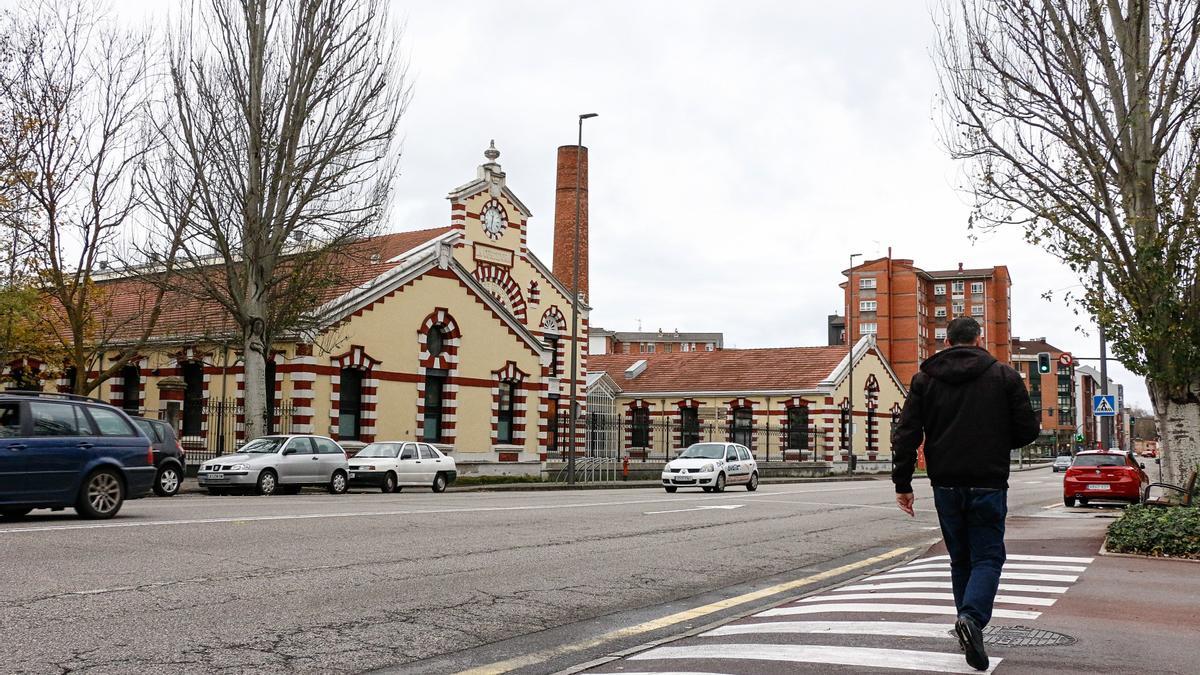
661,442,759,493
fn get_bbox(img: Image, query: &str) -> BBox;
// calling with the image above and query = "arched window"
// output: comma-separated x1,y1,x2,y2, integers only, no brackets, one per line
423,369,447,442
680,405,700,447
182,361,204,436
731,407,753,447
265,360,277,433
339,367,363,440
631,407,651,447
427,325,445,359
121,364,140,415
497,381,516,443
787,405,809,450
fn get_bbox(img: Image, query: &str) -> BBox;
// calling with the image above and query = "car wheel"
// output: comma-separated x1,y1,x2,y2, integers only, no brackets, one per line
381,472,397,494
0,507,33,519
75,468,124,519
746,472,759,492
432,472,448,493
664,486,677,493
1078,497,1089,506
713,473,726,493
329,471,348,494
1063,495,1075,507
256,470,279,496
154,465,182,497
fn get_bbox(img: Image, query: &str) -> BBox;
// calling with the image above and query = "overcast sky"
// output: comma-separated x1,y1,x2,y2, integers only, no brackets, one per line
76,0,1150,408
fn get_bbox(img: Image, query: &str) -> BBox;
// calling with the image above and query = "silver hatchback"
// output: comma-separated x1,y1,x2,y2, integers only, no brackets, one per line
198,435,350,496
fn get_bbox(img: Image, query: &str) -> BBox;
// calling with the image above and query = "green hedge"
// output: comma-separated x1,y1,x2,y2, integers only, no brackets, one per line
1106,505,1200,559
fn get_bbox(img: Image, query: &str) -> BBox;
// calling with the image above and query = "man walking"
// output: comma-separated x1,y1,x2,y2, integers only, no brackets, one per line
892,317,1040,671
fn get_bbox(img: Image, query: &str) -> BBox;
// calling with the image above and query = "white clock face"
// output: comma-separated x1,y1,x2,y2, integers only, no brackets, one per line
481,201,507,239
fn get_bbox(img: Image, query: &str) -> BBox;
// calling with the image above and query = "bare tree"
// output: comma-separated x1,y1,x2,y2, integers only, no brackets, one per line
935,0,1200,483
152,0,408,440
0,0,176,394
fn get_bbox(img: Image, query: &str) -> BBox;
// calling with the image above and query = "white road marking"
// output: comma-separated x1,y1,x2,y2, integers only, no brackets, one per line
798,591,1056,606
644,505,744,515
703,620,958,640
0,485,883,535
898,561,1087,573
869,570,1078,583
911,553,1093,564
836,581,1070,594
629,643,1001,674
760,602,1041,620
1043,502,1064,509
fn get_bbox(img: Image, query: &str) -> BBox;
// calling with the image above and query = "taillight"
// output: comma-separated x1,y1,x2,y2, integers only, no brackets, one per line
147,445,154,465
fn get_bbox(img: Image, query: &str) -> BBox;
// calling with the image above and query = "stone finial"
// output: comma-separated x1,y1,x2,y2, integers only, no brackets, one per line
484,140,500,162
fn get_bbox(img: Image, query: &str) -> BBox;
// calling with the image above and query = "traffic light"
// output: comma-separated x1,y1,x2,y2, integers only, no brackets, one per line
1037,352,1052,374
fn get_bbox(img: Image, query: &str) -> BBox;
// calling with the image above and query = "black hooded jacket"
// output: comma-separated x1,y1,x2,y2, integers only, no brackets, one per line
892,345,1040,493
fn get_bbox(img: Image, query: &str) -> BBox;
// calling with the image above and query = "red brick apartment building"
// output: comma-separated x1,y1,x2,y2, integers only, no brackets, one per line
1011,337,1077,452
838,255,1012,386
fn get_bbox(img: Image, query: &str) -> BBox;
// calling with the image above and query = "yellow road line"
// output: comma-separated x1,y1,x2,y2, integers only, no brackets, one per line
456,545,915,675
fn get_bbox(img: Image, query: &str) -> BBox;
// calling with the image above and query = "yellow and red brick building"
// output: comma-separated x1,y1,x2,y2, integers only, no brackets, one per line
17,143,596,474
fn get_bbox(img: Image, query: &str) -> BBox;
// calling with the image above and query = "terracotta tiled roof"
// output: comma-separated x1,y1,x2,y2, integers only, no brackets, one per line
588,346,849,394
89,228,452,344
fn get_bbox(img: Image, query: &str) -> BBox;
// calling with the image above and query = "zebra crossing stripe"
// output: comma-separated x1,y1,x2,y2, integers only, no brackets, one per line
869,570,1078,583
913,553,1093,564
898,561,1087,573
703,620,958,640
628,643,1002,674
759,602,1041,620
837,581,1070,594
797,591,1056,606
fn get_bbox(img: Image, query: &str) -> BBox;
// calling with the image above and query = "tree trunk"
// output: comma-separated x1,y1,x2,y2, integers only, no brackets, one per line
242,293,269,441
1150,379,1200,486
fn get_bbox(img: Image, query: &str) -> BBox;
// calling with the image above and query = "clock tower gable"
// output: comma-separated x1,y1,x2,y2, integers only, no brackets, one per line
447,141,531,259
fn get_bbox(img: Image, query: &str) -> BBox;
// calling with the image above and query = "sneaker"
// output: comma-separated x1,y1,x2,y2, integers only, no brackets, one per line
955,616,989,671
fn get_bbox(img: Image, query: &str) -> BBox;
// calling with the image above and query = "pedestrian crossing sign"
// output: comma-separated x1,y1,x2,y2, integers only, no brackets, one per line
1093,395,1116,417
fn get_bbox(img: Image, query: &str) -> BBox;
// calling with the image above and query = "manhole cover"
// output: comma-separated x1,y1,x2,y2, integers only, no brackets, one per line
948,625,1076,647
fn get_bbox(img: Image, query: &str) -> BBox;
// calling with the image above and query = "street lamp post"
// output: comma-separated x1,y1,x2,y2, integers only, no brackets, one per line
568,113,598,487
847,252,862,475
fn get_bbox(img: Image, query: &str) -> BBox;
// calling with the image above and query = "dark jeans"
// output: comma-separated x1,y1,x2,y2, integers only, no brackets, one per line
933,486,1007,627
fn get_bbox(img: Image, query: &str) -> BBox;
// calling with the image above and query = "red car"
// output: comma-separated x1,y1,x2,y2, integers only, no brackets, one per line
1063,451,1149,506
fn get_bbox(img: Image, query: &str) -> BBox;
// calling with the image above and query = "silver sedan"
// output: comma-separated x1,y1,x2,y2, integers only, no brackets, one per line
198,435,350,496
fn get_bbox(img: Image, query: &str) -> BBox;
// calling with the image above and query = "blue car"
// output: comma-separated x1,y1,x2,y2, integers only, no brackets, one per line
0,392,156,519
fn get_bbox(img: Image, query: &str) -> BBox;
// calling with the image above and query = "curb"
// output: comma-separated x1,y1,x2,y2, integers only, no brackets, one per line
1098,536,1200,564
175,474,886,496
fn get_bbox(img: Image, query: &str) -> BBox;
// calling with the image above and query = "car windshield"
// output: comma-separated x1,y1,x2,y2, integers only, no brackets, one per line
356,443,401,458
679,443,726,460
1073,454,1126,467
240,436,286,454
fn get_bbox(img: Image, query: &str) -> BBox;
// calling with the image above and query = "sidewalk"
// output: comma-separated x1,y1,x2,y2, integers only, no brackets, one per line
582,498,1199,674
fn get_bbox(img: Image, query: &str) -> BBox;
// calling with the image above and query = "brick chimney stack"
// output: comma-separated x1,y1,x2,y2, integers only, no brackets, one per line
553,144,589,301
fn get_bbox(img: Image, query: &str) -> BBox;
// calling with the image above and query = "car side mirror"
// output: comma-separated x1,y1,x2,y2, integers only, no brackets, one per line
282,448,296,456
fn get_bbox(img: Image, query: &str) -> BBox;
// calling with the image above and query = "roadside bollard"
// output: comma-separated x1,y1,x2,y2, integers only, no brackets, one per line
622,455,629,481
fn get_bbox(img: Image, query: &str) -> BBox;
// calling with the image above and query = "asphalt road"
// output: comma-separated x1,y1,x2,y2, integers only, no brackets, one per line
0,469,1066,674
